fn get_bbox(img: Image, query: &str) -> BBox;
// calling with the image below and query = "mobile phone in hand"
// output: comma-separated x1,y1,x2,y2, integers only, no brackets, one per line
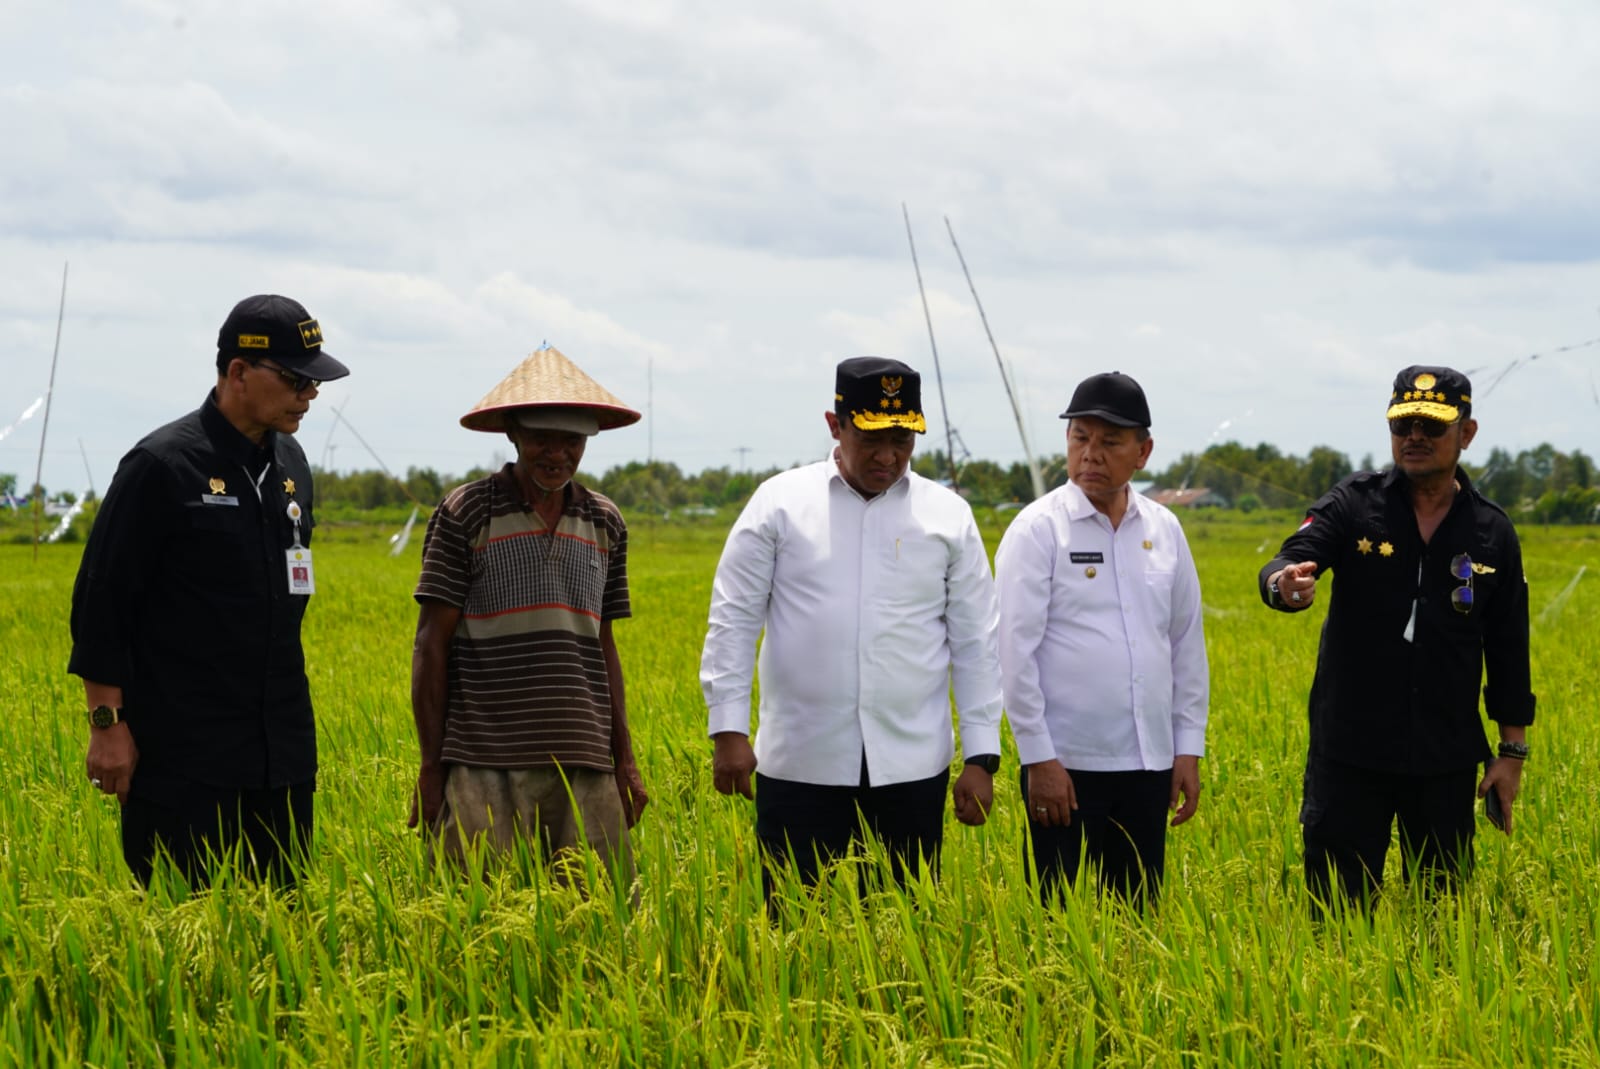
1484,757,1506,830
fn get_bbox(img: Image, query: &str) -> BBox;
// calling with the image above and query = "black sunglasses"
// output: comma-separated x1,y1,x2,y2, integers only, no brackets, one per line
1388,417,1455,439
251,359,321,393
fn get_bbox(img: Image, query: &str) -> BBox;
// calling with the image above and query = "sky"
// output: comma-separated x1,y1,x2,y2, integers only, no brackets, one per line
4,0,1600,501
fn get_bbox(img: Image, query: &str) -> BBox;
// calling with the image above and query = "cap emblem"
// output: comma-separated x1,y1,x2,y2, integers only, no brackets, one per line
880,375,903,397
1413,373,1437,391
298,319,323,349
238,334,270,349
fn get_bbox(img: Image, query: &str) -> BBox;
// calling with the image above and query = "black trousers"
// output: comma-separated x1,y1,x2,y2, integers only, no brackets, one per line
1301,756,1477,909
1021,765,1172,906
754,757,949,899
121,781,315,889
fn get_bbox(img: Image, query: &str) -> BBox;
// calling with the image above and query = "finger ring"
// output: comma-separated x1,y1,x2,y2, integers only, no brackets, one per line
1035,806,1047,814
1291,591,1302,602
91,778,102,788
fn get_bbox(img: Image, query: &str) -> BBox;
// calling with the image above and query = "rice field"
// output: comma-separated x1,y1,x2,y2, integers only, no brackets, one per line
1,512,1597,1067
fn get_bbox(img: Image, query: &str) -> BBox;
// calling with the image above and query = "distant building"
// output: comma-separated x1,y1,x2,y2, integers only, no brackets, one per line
1130,480,1155,498
1146,487,1229,509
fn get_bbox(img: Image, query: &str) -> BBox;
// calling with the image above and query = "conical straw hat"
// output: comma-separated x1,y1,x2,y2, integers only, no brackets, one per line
460,345,642,433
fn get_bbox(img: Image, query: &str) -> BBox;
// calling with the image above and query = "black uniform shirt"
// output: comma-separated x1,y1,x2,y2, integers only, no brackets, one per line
1259,467,1534,774
69,392,318,797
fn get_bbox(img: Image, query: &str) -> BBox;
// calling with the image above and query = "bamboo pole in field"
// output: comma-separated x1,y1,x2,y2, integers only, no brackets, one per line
902,204,960,494
943,218,1045,500
32,262,68,562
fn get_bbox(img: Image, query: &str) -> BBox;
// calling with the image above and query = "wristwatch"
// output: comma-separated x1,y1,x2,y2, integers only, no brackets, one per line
88,705,121,729
964,753,1001,775
1268,577,1284,608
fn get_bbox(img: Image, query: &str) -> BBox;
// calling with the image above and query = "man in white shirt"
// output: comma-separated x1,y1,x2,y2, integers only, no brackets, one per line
995,371,1209,906
701,357,1005,898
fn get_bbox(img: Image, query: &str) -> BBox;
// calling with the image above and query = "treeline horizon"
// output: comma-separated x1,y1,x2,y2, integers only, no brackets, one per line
303,438,1600,526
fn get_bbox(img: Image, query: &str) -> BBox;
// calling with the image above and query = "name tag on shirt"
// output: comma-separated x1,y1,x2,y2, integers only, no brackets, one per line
1069,551,1104,564
286,548,315,595
201,494,239,506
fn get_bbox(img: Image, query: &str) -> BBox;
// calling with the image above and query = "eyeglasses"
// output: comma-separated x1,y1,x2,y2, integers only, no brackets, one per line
1389,417,1455,439
1449,553,1474,614
252,360,320,393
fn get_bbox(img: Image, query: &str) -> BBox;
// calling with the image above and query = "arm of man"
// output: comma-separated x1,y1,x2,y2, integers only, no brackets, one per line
1168,528,1210,827
994,510,1075,827
1259,486,1348,611
70,449,164,806
701,490,779,800
946,511,1004,827
1477,522,1535,835
601,619,648,826
410,598,460,829
83,680,138,804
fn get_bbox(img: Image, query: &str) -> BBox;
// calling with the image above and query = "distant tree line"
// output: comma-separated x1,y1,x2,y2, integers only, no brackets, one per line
297,439,1600,525
15,438,1595,532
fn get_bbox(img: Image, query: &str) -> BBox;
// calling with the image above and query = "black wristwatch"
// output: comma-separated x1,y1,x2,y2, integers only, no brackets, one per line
88,705,121,729
964,753,1000,775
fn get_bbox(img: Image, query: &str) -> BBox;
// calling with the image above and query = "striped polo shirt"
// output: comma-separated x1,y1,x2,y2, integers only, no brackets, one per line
415,466,630,771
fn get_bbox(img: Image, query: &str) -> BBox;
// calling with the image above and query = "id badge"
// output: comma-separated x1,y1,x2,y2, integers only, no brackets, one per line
286,547,316,595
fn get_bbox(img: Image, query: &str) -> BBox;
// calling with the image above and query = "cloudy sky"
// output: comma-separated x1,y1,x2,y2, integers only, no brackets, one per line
4,0,1599,500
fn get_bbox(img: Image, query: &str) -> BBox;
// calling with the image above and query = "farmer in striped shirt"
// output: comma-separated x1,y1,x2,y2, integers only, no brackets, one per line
409,346,647,883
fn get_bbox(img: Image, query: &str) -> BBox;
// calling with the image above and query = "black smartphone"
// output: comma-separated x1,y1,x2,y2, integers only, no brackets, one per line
1484,758,1506,830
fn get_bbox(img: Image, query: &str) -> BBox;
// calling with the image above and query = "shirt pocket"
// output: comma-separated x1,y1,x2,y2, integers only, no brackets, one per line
881,537,950,615
180,502,258,576
1142,568,1177,621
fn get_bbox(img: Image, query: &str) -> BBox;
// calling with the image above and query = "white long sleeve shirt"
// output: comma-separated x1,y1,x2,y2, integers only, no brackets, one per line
994,481,1209,771
701,455,1004,787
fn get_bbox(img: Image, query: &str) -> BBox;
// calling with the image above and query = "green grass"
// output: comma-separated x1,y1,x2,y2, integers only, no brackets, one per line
1,514,1597,1066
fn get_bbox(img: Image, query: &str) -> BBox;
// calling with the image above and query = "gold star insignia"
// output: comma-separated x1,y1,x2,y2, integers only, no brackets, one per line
1378,541,1395,557
1142,540,1153,550
1357,537,1372,554
283,478,296,495
891,399,902,409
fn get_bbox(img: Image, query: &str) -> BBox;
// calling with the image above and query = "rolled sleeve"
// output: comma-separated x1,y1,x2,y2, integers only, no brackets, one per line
68,450,165,686
1168,534,1210,757
700,492,778,738
945,516,1004,759
994,514,1059,766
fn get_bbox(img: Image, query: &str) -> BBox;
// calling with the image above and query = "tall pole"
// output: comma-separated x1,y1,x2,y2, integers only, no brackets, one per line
944,219,1045,500
32,262,68,560
902,204,959,493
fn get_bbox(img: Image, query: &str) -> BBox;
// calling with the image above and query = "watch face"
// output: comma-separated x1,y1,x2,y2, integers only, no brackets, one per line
89,705,118,728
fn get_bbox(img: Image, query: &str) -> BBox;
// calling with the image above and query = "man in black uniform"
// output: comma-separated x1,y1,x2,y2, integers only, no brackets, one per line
69,294,350,888
1260,365,1533,908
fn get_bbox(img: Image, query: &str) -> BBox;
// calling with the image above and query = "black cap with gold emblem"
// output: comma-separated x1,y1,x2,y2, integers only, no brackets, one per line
1386,365,1471,424
216,294,351,381
834,356,927,433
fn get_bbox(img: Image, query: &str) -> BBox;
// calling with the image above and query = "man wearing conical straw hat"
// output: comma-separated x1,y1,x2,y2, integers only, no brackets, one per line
409,345,647,882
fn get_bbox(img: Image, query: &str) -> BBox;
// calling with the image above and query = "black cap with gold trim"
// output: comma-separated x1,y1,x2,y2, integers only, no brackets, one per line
834,356,927,433
1386,365,1471,423
216,294,350,381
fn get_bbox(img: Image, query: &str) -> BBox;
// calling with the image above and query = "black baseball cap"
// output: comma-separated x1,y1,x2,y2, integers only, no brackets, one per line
1059,371,1151,428
834,356,927,433
1386,365,1471,423
216,294,350,381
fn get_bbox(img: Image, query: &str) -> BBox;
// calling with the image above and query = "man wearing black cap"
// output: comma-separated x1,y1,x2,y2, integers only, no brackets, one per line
995,371,1209,906
70,294,349,888
1260,365,1533,909
701,357,1005,898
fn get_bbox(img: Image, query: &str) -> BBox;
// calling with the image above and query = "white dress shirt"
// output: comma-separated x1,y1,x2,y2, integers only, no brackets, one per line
994,480,1208,771
701,454,1004,787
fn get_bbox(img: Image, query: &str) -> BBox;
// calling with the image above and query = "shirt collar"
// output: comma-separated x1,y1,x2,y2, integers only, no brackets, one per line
200,389,273,467
1060,478,1141,523
826,450,910,501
